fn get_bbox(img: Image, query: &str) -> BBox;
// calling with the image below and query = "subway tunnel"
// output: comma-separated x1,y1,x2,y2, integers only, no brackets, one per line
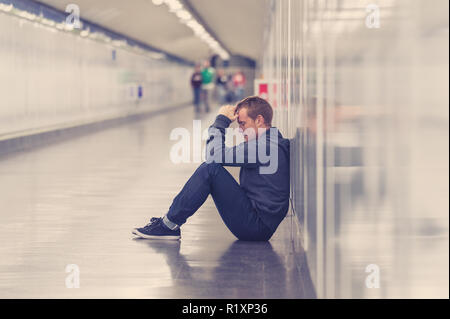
0,0,448,299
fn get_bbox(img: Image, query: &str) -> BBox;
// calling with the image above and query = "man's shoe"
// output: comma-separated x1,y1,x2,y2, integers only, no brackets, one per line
132,217,180,240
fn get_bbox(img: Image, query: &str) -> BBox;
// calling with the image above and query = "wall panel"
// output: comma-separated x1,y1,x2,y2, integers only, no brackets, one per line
260,0,449,298
0,3,192,139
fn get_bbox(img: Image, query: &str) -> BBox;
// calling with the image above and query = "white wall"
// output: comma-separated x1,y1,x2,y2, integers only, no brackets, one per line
0,11,192,138
260,0,449,298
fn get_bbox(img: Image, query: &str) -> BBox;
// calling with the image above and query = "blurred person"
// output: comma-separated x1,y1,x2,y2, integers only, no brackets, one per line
200,60,215,113
190,64,203,113
225,75,235,103
215,68,229,105
132,96,290,241
232,69,246,102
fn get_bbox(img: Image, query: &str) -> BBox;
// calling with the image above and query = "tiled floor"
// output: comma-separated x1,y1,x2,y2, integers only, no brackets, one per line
0,105,315,298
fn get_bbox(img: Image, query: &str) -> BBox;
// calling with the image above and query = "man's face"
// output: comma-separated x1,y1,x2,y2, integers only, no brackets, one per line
236,108,258,142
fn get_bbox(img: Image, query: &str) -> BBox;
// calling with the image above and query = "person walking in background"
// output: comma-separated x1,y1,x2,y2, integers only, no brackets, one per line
190,64,203,114
232,69,246,102
201,60,215,113
225,73,235,103
215,68,229,105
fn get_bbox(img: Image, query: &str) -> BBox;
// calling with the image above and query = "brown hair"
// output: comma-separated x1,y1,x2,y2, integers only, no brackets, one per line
235,96,273,127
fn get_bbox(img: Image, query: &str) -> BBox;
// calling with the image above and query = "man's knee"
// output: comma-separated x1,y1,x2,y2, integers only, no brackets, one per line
200,161,224,176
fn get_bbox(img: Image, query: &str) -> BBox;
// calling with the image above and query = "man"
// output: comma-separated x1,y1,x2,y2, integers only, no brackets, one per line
232,69,246,102
215,68,229,105
190,64,203,113
132,96,290,241
200,60,215,113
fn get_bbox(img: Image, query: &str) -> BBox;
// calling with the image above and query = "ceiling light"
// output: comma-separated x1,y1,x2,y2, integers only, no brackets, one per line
149,0,230,60
0,3,13,12
80,29,89,37
165,0,182,12
176,9,191,20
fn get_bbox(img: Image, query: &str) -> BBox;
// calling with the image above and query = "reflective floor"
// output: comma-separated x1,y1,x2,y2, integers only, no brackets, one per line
0,106,315,298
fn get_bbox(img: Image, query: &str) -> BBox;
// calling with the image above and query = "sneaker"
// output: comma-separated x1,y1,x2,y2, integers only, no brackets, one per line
132,217,180,240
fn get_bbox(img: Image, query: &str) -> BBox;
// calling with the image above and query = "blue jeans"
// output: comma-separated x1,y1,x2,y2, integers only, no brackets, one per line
166,162,274,241
201,88,211,112
234,87,244,102
216,85,226,104
193,87,201,112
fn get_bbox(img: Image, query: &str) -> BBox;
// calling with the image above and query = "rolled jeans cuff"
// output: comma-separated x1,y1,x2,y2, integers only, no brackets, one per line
163,215,180,230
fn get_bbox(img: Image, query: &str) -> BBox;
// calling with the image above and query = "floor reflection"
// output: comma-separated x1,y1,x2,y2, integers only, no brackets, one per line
0,106,316,298
136,239,315,299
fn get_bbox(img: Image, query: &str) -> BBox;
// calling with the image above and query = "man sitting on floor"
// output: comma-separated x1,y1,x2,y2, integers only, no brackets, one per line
132,96,290,241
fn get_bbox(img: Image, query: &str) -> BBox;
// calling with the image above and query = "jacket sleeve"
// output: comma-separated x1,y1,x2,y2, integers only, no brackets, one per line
205,115,261,168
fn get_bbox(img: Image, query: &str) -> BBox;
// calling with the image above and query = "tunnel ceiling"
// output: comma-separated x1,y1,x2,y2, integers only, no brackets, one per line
186,0,268,61
37,0,267,63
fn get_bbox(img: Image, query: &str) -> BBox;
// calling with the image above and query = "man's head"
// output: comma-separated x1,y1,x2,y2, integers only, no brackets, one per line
235,96,273,141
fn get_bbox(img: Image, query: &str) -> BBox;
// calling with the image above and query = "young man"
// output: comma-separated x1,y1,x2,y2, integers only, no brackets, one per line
190,64,203,113
200,60,215,113
232,70,246,102
132,96,290,241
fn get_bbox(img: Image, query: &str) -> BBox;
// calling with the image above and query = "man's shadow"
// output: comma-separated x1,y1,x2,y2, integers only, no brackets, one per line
134,238,315,298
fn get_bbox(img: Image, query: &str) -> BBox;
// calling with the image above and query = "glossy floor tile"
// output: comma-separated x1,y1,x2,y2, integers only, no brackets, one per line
0,106,315,298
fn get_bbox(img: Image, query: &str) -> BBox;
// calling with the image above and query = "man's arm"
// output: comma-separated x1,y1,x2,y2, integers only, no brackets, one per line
205,106,260,168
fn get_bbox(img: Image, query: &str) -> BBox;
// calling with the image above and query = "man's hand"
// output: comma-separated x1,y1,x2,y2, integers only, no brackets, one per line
218,105,238,121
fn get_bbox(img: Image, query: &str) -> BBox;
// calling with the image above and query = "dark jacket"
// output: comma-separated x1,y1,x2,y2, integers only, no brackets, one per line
206,115,290,232
191,72,202,88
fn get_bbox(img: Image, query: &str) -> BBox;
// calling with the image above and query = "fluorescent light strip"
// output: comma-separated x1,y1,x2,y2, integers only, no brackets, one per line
0,3,167,61
151,0,230,60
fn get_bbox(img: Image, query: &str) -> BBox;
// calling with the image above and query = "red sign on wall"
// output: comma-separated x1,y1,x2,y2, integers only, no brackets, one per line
254,79,277,108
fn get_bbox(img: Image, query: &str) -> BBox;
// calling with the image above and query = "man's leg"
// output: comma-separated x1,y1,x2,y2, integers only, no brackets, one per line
193,88,200,113
165,162,272,241
200,88,206,111
204,89,210,113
